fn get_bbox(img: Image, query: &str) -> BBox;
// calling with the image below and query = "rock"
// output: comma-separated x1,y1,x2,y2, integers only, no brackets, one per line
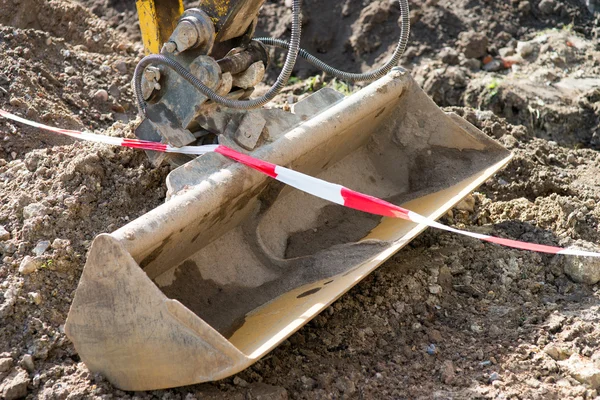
544,343,572,360
550,53,566,66
483,59,504,72
1,369,29,400
556,378,571,387
560,354,600,389
335,376,356,394
498,47,515,58
538,0,557,14
458,31,488,59
545,313,566,333
393,301,405,313
247,383,288,400
488,371,500,383
114,60,128,75
299,376,317,391
9,97,26,108
93,89,109,103
439,47,460,65
0,225,9,241
470,323,484,334
51,238,70,250
563,241,600,284
438,266,452,290
455,195,475,212
426,344,437,355
474,349,484,360
518,0,532,13
18,256,42,275
592,351,600,368
491,122,508,139
461,58,481,71
21,355,34,372
517,41,536,57
0,357,13,373
526,378,541,388
64,66,76,75
581,0,599,13
28,292,42,305
108,84,120,99
489,324,502,337
99,65,111,75
233,376,249,387
32,240,50,256
495,31,514,47
441,360,455,384
0,288,17,319
429,329,443,343
429,284,442,294
22,203,48,219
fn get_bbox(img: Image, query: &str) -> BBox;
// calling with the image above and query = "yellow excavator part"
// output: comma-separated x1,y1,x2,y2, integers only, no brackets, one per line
136,0,184,54
65,69,511,390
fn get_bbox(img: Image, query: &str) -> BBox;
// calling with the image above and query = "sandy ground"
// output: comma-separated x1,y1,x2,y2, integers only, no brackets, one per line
1,0,600,399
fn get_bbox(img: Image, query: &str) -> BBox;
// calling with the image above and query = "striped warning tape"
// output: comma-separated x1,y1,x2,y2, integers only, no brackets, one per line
2,109,598,258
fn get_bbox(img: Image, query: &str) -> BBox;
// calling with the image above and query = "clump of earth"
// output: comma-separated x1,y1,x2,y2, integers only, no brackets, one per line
1,0,600,399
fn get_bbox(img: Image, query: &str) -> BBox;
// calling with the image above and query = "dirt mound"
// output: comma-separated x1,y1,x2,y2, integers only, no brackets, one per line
1,0,600,399
256,0,596,79
463,30,600,148
0,20,139,160
0,0,125,54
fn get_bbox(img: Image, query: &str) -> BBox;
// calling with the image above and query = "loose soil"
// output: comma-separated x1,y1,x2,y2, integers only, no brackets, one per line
1,0,600,399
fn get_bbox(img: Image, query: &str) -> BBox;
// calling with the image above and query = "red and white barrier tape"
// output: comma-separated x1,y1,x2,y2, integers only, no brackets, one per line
2,109,599,258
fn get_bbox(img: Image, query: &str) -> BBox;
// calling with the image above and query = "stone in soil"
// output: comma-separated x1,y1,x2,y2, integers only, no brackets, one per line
482,59,504,72
93,89,109,102
22,203,48,220
560,354,600,389
18,256,42,275
562,241,600,284
21,354,34,372
335,376,356,394
32,240,50,256
441,360,455,384
1,369,30,400
538,0,557,14
458,31,488,59
455,194,475,212
517,41,536,57
247,383,288,400
429,329,443,343
0,357,13,373
439,47,460,65
0,225,9,240
113,60,128,75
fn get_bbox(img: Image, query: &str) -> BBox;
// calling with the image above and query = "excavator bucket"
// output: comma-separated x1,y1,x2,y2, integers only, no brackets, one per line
65,69,511,391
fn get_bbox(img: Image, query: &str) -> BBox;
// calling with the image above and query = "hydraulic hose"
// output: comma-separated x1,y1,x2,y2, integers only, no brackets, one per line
133,0,301,113
255,0,410,83
134,0,409,112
